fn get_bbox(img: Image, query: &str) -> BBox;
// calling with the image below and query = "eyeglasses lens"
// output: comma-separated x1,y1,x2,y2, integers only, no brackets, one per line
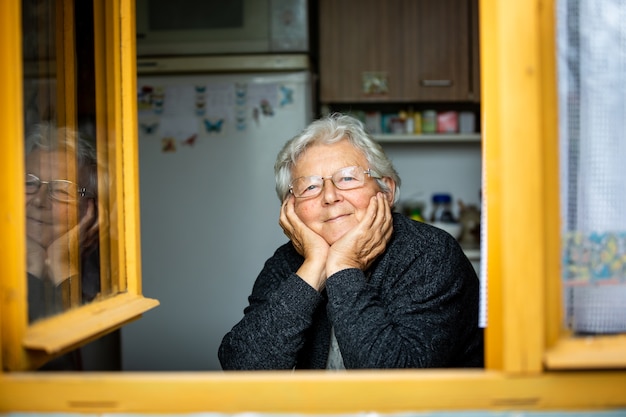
25,174,79,202
291,166,365,198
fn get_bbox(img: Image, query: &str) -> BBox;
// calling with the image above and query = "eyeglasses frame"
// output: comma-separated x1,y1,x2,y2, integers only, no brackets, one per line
25,173,95,203
288,166,381,199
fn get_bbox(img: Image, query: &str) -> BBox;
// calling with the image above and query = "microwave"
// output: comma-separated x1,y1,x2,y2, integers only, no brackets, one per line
136,0,309,56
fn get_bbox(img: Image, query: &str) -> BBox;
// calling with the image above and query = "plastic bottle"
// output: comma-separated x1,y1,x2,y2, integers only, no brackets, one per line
413,112,422,134
430,193,455,223
405,108,415,134
422,110,437,133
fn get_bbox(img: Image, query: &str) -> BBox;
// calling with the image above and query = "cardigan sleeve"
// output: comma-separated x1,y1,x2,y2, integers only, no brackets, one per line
218,245,325,370
324,217,483,369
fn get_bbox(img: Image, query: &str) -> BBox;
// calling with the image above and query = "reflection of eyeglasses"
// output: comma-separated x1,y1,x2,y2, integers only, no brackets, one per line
25,173,94,203
289,166,381,199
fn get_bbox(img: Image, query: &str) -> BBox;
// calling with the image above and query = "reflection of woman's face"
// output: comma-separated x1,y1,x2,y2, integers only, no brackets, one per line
25,149,80,248
291,139,395,245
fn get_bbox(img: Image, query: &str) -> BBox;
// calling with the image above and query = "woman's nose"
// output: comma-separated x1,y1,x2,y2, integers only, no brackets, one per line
28,184,51,207
321,178,342,204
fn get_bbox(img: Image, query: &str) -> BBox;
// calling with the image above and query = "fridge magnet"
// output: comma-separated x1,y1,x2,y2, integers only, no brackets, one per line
203,118,224,134
161,138,176,153
195,85,207,116
235,108,247,131
139,121,159,135
138,85,154,112
151,86,165,114
248,83,278,117
181,134,197,147
279,85,294,107
235,83,247,106
260,99,274,116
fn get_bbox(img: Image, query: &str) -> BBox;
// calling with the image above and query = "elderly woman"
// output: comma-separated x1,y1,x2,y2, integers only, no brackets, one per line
25,122,100,323
219,113,483,370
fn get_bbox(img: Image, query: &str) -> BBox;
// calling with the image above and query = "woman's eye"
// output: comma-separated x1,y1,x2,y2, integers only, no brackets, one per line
303,184,320,193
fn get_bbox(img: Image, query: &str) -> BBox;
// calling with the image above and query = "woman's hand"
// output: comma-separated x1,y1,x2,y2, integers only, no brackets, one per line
279,195,330,290
326,192,393,276
27,237,47,279
46,200,98,285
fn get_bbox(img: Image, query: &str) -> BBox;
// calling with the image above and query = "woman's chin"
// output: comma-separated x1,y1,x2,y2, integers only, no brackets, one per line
322,226,351,246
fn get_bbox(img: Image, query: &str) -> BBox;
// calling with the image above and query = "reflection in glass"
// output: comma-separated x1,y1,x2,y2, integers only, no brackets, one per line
25,123,101,322
22,0,115,324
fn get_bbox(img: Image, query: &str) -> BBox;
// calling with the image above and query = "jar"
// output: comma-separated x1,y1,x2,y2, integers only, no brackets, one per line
430,193,455,223
422,110,437,133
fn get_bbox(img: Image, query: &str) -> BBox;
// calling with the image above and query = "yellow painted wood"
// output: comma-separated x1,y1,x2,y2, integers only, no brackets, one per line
22,293,159,354
119,0,144,296
57,0,83,307
1,371,626,413
539,0,565,350
2,0,626,412
92,0,115,295
545,335,626,369
0,0,29,372
482,0,549,374
480,0,504,371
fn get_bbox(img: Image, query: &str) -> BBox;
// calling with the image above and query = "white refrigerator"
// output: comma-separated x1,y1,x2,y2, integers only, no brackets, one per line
121,64,313,370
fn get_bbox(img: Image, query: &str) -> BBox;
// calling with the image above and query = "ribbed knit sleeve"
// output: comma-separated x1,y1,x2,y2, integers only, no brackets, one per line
218,243,327,370
325,214,483,368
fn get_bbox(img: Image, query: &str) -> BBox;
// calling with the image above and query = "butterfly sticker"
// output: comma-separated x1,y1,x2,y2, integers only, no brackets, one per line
204,118,224,133
260,100,274,116
140,122,159,135
161,138,176,153
279,85,294,107
181,134,197,146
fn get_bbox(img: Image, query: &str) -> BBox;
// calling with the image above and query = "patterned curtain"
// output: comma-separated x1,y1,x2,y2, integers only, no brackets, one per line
558,0,626,333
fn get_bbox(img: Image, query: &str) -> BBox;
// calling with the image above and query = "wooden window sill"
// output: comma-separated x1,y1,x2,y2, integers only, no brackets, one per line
544,334,626,369
24,293,159,354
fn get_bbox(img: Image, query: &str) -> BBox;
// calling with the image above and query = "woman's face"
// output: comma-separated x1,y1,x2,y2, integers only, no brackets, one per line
25,149,80,248
291,139,395,245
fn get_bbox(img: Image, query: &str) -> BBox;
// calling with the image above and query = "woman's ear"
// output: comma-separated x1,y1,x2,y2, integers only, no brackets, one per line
381,177,396,205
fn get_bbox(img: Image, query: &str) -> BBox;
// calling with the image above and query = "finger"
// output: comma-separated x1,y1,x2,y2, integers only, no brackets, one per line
360,193,380,229
78,200,100,247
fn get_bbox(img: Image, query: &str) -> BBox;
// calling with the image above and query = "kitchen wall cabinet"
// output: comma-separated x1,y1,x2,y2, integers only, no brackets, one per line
319,0,479,103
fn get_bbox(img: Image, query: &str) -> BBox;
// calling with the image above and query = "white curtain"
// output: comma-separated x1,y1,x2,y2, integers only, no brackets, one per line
557,0,626,333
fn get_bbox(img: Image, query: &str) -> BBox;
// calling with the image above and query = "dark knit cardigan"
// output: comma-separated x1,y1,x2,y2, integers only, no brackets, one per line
219,212,484,370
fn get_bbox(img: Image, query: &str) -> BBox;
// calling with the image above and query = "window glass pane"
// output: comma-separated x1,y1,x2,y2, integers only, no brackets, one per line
558,0,626,334
22,0,117,323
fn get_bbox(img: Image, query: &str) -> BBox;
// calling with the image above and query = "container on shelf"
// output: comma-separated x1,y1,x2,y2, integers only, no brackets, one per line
430,193,461,239
459,111,476,133
422,110,437,133
437,111,459,133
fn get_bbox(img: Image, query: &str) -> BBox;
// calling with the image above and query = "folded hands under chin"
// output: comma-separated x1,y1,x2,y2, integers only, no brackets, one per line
326,193,393,276
26,200,99,286
279,193,393,290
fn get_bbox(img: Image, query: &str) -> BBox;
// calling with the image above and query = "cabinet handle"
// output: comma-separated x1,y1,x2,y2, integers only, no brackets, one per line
420,79,453,87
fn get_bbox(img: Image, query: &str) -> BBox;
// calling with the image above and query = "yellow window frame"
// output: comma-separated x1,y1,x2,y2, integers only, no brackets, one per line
0,0,625,413
0,0,157,372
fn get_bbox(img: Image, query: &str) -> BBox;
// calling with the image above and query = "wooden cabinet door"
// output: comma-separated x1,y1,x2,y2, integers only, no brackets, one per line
319,0,478,103
319,0,391,102
401,0,473,101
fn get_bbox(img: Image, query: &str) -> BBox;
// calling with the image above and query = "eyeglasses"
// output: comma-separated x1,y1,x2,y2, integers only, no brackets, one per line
289,166,381,199
25,173,94,203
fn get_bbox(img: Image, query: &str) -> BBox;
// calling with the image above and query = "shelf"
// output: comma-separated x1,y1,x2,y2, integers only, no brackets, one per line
462,247,481,261
373,133,481,143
